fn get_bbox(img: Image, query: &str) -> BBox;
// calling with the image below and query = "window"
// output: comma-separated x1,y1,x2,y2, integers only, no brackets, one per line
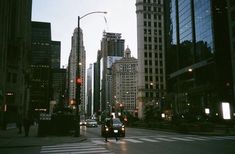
145,76,148,81
145,68,148,73
144,44,147,49
144,52,148,57
145,60,148,65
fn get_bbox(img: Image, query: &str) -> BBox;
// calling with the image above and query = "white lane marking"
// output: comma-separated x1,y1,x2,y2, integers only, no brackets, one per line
124,138,143,143
139,138,160,142
184,136,207,141
155,137,176,142
171,137,194,141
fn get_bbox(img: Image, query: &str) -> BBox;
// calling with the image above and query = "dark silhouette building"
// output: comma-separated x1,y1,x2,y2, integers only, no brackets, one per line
0,0,32,129
31,21,52,113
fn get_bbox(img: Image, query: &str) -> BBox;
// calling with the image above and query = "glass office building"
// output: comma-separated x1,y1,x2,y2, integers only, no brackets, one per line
166,0,234,120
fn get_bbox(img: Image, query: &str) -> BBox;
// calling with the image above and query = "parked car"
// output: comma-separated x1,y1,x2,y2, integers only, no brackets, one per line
86,119,98,127
101,118,125,137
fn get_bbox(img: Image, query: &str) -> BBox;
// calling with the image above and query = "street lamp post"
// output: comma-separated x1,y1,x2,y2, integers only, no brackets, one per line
75,11,107,137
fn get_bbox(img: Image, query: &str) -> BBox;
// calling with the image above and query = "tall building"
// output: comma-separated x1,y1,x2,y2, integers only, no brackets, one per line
227,0,235,105
136,0,166,118
93,61,100,115
0,0,32,128
99,32,125,112
31,21,52,113
112,47,138,114
166,0,234,119
51,41,61,69
86,64,93,117
68,28,86,115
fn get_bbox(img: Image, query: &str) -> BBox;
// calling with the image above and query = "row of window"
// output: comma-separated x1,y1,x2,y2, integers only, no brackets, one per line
144,13,162,20
144,44,162,50
144,67,164,74
144,21,162,28
144,52,163,58
145,83,164,89
144,0,162,4
144,29,162,35
144,36,162,43
144,60,163,66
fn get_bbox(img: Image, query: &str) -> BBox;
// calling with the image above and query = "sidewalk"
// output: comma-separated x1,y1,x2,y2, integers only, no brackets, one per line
0,124,86,148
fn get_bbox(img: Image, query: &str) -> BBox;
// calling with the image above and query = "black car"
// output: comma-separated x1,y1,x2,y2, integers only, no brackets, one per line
101,118,125,137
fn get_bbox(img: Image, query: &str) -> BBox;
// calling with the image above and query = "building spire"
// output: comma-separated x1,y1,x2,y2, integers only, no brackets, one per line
124,46,131,58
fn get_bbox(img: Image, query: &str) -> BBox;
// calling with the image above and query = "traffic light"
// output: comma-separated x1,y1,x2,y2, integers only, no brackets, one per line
76,77,82,85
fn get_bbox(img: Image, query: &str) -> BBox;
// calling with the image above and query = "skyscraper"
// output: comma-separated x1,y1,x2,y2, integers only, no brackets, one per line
68,28,86,115
136,0,166,118
31,21,52,113
166,0,234,119
99,32,125,112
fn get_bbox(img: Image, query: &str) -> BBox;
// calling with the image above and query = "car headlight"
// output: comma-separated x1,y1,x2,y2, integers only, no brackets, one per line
121,125,125,131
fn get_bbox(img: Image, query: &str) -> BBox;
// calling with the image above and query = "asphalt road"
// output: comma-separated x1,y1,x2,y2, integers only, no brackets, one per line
1,125,235,154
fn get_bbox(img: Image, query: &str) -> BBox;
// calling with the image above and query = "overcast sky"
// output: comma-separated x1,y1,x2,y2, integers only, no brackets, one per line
32,0,137,68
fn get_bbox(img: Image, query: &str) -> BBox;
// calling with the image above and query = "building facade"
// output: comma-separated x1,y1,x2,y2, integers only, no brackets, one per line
68,28,86,115
31,21,52,113
112,47,138,114
136,0,166,118
0,0,32,128
99,32,125,112
166,0,234,120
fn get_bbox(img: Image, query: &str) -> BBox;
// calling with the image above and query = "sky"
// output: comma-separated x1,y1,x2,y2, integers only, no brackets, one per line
32,0,137,68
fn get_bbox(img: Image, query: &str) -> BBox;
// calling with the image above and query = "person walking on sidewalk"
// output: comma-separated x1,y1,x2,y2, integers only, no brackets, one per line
16,115,22,134
23,114,33,137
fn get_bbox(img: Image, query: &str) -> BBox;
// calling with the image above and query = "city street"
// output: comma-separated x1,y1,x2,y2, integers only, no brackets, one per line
1,125,235,154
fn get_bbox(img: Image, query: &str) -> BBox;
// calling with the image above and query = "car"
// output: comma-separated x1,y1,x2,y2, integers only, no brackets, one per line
86,119,98,127
101,118,125,137
80,120,86,126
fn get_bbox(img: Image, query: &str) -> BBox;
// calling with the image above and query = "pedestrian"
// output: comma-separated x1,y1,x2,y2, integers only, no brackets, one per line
23,116,32,137
16,115,22,134
104,115,114,142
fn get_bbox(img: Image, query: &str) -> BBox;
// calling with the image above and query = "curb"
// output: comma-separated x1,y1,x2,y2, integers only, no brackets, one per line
0,136,87,149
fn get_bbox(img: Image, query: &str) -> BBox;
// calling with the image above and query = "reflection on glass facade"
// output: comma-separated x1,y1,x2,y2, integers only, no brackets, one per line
167,0,234,119
194,0,214,62
179,0,192,43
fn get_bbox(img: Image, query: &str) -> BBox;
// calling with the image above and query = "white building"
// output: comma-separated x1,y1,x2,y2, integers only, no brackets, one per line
136,0,166,118
112,47,138,114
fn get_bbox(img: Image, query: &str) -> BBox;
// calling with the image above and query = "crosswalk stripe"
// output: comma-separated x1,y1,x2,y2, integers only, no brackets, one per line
109,139,126,144
171,137,193,141
41,147,106,153
92,140,107,145
139,138,159,142
124,138,143,143
213,136,235,140
155,137,176,142
184,136,207,141
61,150,113,154
40,143,113,154
90,135,235,145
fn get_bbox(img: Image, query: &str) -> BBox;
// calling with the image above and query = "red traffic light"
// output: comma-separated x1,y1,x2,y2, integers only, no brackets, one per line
76,78,82,85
